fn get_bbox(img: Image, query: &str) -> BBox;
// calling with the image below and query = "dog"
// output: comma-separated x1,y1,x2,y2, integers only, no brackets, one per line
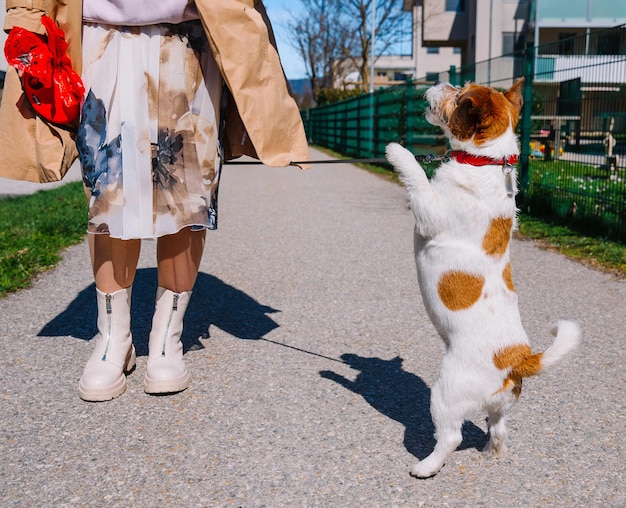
385,79,580,478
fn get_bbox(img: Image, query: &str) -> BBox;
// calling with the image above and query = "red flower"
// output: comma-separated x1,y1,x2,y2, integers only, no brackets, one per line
4,15,84,124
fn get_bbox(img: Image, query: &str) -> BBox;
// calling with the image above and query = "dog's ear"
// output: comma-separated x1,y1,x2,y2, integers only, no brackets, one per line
448,91,479,141
450,86,515,144
504,78,524,114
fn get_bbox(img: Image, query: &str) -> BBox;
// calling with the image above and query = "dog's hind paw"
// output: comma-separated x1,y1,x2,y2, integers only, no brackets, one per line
482,440,508,458
410,461,442,479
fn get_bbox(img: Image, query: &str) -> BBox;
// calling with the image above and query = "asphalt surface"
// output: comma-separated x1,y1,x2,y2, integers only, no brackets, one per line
0,147,624,507
0,159,83,198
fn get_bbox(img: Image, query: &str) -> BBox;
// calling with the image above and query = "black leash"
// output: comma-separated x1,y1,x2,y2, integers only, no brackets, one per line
224,154,448,166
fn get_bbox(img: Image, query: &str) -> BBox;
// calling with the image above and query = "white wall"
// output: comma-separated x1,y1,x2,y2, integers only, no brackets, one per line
0,6,7,72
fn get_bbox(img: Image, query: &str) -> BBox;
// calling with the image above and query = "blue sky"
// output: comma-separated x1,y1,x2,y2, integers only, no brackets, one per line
263,0,308,80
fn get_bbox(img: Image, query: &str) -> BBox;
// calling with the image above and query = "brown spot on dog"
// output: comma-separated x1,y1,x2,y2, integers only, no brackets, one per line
503,263,515,292
483,217,513,257
498,376,523,398
438,271,485,311
447,93,477,141
493,344,543,398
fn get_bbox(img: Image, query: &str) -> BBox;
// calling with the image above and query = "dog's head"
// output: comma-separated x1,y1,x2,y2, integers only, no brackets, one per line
425,79,524,149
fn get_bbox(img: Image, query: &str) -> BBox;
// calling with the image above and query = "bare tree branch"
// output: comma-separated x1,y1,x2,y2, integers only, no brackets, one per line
285,0,349,96
342,0,412,90
284,0,411,94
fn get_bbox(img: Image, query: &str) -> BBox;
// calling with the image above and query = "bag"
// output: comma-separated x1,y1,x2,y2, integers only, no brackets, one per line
0,16,82,183
4,15,84,125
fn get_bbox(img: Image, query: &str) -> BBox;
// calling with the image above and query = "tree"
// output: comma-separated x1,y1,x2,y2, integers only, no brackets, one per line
343,0,412,91
286,0,411,94
285,0,349,98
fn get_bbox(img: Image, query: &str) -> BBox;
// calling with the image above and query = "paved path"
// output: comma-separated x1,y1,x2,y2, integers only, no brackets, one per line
0,160,83,198
0,148,624,507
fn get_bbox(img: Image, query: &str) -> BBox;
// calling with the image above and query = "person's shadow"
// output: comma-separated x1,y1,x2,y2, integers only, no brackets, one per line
38,268,280,355
320,354,488,460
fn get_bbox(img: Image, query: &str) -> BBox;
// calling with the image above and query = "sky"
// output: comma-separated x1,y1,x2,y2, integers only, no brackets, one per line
263,0,308,80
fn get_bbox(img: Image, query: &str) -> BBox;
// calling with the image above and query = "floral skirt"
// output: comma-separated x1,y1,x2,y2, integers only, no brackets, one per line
77,21,223,240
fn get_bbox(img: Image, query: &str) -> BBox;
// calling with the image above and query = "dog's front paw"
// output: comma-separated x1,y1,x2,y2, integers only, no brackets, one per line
385,142,412,167
410,460,442,479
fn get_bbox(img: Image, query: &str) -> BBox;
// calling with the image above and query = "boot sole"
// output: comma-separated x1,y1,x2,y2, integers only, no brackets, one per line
79,375,127,401
143,371,190,394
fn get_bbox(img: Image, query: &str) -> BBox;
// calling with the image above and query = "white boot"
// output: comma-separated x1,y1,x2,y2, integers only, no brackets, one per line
79,287,136,401
143,287,191,394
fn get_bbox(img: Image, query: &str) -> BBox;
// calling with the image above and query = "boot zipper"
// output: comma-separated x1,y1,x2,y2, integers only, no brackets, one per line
161,293,179,356
102,293,112,361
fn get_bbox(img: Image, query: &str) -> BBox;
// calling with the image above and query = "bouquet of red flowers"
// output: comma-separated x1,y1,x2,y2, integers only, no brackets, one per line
4,15,84,125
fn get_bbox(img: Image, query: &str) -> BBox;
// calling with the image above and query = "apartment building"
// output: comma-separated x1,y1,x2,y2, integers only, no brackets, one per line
370,6,462,85
387,0,626,163
403,0,626,68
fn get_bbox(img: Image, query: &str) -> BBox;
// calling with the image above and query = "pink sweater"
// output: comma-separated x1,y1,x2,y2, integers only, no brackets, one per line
83,0,199,25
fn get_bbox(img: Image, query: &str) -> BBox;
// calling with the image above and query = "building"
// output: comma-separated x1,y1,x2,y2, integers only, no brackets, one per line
337,2,463,88
0,9,7,87
369,11,463,85
402,0,626,69
397,0,626,134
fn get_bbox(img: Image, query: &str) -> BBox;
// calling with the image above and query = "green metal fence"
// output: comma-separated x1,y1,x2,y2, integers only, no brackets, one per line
304,25,626,242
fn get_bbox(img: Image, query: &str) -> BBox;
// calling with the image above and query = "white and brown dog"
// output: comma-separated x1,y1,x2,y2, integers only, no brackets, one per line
385,79,580,478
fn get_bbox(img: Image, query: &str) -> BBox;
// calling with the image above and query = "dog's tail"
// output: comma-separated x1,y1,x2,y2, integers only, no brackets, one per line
495,321,580,387
540,320,581,369
385,143,430,195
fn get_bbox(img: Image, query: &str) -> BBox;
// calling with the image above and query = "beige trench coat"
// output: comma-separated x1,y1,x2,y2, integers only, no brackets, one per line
0,0,310,180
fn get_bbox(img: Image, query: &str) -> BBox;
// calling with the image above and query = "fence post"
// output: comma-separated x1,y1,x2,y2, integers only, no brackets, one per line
449,65,458,86
398,82,409,145
368,92,375,158
372,91,380,158
340,101,347,154
519,43,534,194
356,97,362,156
405,77,414,147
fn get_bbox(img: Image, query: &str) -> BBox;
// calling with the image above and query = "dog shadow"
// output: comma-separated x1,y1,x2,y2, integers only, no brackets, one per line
38,268,280,356
320,354,488,460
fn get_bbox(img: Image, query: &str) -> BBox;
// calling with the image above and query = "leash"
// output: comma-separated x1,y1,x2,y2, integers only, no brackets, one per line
223,153,449,166
223,151,517,197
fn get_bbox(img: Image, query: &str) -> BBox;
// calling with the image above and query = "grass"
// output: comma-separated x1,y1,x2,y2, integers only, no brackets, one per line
0,181,88,298
516,214,626,279
526,158,626,236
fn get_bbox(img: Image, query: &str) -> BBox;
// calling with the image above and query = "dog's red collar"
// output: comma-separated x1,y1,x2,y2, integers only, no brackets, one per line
449,151,518,166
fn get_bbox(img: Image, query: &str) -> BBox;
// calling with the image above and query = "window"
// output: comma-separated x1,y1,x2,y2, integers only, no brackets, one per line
445,0,465,12
426,72,440,82
427,47,440,54
454,47,462,54
502,32,524,55
558,33,577,55
597,32,621,55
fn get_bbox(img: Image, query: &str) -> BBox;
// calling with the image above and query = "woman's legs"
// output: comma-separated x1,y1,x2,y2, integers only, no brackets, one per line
144,227,206,394
156,227,206,292
88,226,205,292
89,234,141,292
79,234,141,401
80,228,206,398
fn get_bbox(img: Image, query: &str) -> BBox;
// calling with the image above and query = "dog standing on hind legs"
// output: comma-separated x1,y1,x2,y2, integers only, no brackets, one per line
385,78,580,478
